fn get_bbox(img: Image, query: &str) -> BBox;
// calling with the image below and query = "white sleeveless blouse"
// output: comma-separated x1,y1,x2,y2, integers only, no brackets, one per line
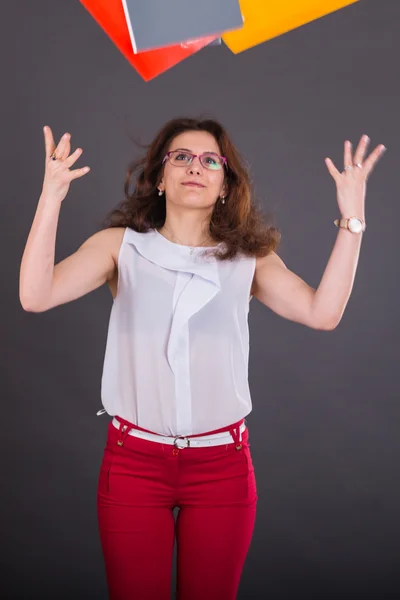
100,227,256,436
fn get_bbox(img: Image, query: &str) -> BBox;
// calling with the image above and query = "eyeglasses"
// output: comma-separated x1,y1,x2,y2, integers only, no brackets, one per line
162,150,227,171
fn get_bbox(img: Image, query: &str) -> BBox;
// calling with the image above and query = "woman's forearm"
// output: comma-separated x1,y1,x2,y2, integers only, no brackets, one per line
19,193,62,311
312,227,363,329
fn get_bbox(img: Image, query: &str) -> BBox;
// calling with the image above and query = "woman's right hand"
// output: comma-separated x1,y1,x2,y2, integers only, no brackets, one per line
41,126,90,203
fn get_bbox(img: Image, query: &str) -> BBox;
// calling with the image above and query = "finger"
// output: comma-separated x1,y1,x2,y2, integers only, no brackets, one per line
64,147,83,169
69,166,90,180
325,157,341,182
60,135,71,160
43,126,56,160
353,134,370,165
53,132,71,160
344,140,353,169
362,144,386,175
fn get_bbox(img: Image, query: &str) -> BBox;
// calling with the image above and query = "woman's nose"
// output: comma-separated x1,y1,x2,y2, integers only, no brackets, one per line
187,156,202,174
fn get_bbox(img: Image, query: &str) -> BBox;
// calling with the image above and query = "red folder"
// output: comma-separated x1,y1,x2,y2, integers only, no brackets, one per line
80,0,218,81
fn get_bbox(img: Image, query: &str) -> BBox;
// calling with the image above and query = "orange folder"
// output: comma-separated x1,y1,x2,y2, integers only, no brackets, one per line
80,0,218,81
223,0,359,53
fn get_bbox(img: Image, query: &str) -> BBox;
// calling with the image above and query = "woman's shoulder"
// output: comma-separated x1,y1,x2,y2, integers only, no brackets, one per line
96,226,127,266
254,250,284,271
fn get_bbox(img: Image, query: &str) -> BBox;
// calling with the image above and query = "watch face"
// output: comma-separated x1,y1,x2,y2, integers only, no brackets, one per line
348,218,363,233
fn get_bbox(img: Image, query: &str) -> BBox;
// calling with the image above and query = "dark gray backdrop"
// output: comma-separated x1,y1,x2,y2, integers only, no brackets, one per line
2,1,399,598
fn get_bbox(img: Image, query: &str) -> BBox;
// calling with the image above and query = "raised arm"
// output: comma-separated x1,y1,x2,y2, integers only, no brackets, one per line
252,135,386,330
19,126,117,312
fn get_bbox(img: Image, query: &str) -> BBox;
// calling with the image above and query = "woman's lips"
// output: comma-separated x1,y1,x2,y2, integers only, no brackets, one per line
182,182,205,187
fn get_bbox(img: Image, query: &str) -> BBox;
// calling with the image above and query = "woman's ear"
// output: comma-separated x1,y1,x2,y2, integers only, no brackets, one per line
158,177,165,193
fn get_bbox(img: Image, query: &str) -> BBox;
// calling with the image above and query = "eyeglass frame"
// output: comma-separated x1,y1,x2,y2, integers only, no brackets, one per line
162,150,228,170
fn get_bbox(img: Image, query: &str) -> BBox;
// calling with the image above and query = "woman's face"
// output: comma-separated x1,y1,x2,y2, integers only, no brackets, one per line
158,130,226,210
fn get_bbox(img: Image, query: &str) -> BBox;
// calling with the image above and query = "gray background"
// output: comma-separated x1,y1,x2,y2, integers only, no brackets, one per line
2,0,399,598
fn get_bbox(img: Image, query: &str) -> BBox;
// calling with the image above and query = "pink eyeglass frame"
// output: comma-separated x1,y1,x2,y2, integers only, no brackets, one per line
162,150,228,169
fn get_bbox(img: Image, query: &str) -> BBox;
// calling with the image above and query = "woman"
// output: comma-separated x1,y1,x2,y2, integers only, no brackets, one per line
19,118,385,599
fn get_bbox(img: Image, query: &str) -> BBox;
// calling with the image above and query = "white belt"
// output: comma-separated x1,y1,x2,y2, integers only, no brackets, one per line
111,417,246,449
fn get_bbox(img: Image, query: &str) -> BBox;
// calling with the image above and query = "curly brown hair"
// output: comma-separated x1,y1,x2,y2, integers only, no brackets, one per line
100,117,281,261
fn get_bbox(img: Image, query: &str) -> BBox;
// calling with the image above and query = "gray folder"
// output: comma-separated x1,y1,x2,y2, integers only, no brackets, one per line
208,38,223,47
121,0,243,54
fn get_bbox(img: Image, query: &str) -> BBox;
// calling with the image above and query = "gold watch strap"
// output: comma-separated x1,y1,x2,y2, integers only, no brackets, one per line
334,218,349,229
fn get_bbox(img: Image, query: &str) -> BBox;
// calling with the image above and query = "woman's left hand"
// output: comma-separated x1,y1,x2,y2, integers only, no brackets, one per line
325,135,386,220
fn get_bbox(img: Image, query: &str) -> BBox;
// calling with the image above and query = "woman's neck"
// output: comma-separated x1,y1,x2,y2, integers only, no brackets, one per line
158,220,216,247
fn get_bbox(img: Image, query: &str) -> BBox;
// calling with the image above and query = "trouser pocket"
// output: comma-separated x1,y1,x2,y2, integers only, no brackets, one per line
98,448,115,494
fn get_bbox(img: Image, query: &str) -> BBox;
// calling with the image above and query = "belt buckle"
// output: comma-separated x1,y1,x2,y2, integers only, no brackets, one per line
174,436,190,449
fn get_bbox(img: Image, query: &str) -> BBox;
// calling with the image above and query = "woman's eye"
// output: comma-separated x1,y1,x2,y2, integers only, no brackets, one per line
176,153,190,161
203,154,219,165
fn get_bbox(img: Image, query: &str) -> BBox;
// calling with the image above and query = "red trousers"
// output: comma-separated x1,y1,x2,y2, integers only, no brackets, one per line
97,417,258,600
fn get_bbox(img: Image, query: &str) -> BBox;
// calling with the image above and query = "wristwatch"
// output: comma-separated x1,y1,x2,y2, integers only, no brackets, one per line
334,216,366,233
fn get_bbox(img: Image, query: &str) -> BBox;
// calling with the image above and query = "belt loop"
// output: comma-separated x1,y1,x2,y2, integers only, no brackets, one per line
116,420,132,447
229,423,242,451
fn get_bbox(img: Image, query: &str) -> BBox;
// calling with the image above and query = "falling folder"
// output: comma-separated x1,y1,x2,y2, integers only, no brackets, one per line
80,0,221,81
121,0,243,53
222,0,359,53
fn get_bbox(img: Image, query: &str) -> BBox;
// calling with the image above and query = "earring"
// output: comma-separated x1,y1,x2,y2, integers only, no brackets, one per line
158,189,164,196
221,196,226,204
